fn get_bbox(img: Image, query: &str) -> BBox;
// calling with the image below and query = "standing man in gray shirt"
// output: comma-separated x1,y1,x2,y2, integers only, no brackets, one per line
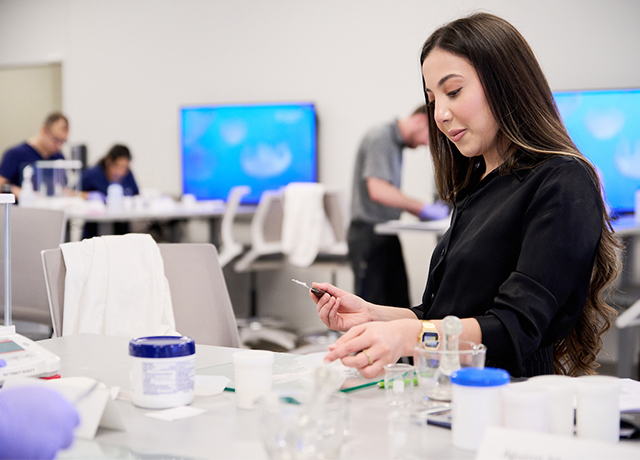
349,105,449,307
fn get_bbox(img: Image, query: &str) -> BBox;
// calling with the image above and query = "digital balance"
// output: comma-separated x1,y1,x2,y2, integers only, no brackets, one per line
0,194,60,384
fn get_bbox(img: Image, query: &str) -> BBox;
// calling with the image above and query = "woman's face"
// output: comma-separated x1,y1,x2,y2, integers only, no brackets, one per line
422,48,501,171
106,157,130,183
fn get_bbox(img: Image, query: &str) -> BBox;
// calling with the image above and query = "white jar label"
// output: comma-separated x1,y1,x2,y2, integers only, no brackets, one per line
141,359,195,395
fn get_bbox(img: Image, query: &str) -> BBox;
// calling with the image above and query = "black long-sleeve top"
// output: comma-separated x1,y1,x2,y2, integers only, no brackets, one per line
411,153,603,377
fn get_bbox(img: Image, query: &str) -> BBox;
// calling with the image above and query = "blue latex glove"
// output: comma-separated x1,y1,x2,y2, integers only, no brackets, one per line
418,202,450,221
86,191,106,202
0,386,79,460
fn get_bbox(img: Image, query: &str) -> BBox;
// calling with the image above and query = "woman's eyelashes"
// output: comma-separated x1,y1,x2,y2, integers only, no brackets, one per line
447,88,461,98
426,87,461,109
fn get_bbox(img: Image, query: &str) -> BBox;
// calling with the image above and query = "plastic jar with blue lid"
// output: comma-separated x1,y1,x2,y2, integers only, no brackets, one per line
450,367,510,451
129,336,196,409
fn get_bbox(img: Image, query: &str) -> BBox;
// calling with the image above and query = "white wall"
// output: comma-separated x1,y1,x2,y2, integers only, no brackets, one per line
1,0,639,307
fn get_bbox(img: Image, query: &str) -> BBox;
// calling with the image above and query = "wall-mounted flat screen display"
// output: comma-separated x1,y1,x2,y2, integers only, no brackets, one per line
180,102,317,204
554,88,640,216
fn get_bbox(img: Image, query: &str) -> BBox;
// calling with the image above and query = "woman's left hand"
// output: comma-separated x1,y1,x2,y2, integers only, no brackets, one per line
323,319,420,379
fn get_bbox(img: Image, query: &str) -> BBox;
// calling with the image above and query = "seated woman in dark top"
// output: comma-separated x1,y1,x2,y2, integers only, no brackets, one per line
311,13,620,378
82,144,139,198
82,144,139,238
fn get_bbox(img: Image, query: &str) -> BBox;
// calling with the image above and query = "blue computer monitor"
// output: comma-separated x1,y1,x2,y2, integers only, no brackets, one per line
554,88,640,216
180,102,317,204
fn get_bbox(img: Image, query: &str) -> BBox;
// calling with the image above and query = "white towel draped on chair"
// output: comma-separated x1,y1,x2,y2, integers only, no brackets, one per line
281,182,337,267
60,234,178,338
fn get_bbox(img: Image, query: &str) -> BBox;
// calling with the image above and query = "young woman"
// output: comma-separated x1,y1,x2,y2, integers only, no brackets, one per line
313,13,619,378
82,144,139,198
82,144,140,238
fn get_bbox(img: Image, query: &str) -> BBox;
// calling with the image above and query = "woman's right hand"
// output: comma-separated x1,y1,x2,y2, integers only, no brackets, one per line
310,282,373,332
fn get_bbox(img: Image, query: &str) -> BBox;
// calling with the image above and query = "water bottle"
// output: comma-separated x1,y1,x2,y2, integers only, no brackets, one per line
19,165,35,207
107,183,124,211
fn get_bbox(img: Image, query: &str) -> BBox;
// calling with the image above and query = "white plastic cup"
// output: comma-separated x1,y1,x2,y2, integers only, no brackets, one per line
129,336,196,409
501,381,549,433
450,367,510,451
528,375,576,436
576,375,620,443
233,350,274,409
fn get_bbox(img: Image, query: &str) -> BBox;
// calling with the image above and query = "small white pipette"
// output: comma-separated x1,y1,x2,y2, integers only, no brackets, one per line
291,279,329,298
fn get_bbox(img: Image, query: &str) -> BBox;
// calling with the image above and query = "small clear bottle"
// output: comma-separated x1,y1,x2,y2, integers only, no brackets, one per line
19,165,35,207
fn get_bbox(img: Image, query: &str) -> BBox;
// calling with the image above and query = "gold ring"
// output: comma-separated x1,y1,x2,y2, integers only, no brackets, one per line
362,349,374,366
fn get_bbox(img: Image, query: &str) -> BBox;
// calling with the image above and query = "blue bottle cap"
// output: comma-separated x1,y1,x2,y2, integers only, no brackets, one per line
129,336,195,358
450,367,510,387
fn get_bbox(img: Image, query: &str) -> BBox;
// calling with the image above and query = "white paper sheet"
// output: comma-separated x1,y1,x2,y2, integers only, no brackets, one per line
145,406,206,422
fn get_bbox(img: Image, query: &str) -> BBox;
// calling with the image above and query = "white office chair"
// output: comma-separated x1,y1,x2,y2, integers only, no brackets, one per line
282,186,349,283
234,189,286,272
0,206,67,329
233,187,350,351
280,184,348,267
617,298,640,328
282,187,349,354
317,188,349,258
227,189,298,350
217,185,251,268
217,188,293,350
41,243,240,347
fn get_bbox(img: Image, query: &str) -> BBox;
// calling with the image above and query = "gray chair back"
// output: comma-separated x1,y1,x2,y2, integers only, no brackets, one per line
0,206,66,325
42,242,240,347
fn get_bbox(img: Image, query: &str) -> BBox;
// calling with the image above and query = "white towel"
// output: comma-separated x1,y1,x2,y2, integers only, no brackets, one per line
60,234,178,338
281,183,336,267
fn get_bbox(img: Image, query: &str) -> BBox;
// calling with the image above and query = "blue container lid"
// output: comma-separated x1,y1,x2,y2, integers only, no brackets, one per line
129,336,195,358
450,367,510,387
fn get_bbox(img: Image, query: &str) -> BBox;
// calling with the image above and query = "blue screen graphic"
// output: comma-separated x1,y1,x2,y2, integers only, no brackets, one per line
554,88,640,215
181,103,317,203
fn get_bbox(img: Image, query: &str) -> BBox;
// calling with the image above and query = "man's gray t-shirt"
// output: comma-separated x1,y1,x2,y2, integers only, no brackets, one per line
350,120,404,224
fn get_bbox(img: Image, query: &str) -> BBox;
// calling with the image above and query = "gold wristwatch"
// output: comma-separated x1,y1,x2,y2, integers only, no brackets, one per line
417,320,439,348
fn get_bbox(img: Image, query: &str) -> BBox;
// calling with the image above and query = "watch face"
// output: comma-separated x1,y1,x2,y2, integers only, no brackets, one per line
421,332,439,349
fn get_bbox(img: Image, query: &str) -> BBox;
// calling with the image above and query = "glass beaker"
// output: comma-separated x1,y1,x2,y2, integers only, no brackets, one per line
256,390,349,460
383,363,415,407
413,340,486,402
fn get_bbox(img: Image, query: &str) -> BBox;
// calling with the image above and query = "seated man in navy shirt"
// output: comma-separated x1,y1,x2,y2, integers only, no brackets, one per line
0,112,69,198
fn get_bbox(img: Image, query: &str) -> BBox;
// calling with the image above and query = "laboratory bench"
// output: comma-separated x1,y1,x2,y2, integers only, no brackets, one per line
40,334,640,460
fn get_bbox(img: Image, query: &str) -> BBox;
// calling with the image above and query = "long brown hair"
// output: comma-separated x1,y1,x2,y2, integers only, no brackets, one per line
420,12,620,375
